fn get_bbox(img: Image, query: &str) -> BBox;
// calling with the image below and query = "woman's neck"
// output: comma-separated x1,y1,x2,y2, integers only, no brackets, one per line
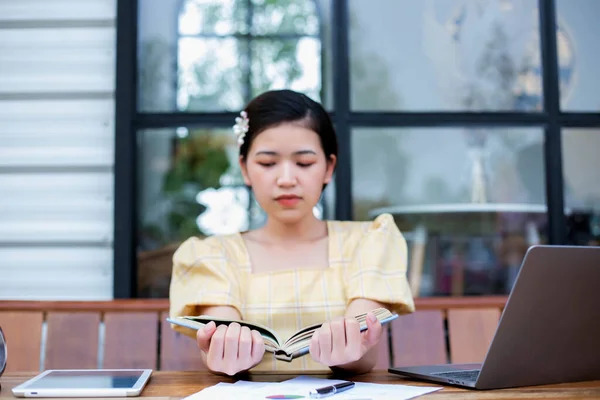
259,215,327,244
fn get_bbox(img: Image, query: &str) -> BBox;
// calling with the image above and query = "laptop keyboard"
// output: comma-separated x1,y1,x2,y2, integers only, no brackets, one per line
432,369,480,382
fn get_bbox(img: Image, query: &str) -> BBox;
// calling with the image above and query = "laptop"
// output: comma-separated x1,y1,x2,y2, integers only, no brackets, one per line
389,245,600,390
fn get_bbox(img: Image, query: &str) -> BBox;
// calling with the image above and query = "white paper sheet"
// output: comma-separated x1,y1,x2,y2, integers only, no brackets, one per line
183,375,442,400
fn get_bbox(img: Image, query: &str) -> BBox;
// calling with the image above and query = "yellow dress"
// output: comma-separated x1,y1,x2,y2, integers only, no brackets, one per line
168,213,415,371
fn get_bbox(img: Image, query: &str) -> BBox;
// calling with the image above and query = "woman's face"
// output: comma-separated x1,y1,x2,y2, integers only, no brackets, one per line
240,122,336,224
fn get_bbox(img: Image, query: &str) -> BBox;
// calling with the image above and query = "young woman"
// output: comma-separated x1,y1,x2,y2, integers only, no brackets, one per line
169,89,414,376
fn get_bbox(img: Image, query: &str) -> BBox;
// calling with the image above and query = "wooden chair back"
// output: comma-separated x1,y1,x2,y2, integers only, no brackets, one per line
0,311,42,372
391,310,447,367
378,296,506,369
159,312,204,371
447,307,501,363
1,297,506,372
0,300,180,372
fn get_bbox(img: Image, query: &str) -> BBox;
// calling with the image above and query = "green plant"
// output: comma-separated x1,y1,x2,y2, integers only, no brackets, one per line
143,132,231,246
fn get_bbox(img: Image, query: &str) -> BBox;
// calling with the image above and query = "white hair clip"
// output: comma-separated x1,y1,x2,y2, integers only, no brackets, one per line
233,110,249,147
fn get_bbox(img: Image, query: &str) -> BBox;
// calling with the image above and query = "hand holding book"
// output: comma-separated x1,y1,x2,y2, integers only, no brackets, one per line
309,310,384,368
196,320,265,376
167,307,398,364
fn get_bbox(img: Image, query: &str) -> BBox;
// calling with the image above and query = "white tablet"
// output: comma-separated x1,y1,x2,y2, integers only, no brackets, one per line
11,369,153,398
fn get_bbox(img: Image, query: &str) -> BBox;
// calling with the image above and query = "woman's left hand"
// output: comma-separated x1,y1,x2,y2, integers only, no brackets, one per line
309,311,382,367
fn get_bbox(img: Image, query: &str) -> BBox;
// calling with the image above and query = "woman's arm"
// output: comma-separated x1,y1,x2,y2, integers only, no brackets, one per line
309,298,387,375
197,305,242,320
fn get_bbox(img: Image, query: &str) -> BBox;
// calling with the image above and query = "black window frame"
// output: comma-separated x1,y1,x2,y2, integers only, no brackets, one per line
114,0,600,298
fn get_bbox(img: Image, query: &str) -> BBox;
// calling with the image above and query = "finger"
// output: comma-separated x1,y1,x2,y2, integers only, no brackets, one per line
196,321,216,353
345,318,362,362
363,312,383,346
250,330,265,365
330,317,346,356
309,330,321,362
345,318,361,348
318,323,332,359
223,322,242,363
207,324,227,366
238,326,253,362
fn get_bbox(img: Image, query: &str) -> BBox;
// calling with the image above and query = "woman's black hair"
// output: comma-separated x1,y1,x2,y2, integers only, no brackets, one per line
238,89,338,169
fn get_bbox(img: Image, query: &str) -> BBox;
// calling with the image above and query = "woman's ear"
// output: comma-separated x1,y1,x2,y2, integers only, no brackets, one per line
239,156,252,186
323,154,337,184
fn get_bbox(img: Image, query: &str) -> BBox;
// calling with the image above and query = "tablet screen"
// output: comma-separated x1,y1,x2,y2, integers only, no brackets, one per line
26,370,145,389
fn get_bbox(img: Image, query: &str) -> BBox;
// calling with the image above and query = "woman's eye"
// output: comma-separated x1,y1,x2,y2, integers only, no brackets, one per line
297,162,313,168
258,162,275,167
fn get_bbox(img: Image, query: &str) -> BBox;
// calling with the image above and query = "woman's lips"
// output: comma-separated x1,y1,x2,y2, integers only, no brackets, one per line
276,195,301,207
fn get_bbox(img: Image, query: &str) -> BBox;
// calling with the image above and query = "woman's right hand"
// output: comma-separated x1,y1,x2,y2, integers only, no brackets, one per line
196,321,265,376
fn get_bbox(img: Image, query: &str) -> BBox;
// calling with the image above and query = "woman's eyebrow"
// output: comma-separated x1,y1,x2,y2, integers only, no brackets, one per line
254,150,278,156
254,150,317,156
293,150,317,156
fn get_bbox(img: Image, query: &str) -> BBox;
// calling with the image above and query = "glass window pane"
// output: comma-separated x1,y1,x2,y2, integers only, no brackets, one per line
177,38,247,111
252,0,320,35
349,0,542,111
179,0,248,35
136,126,333,297
137,127,255,297
562,129,600,246
138,0,331,112
556,0,599,111
352,127,547,296
250,38,322,102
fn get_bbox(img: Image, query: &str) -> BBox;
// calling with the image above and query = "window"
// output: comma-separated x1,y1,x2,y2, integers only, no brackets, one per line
562,128,600,246
555,0,600,111
132,0,330,297
352,127,546,295
349,0,542,111
115,0,600,298
138,0,330,112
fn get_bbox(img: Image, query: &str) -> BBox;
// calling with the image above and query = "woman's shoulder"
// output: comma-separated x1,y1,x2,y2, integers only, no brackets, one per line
327,213,403,255
173,232,246,265
328,213,398,237
177,232,242,246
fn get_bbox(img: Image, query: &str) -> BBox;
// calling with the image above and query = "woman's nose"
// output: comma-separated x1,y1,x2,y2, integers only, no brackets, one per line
276,163,297,186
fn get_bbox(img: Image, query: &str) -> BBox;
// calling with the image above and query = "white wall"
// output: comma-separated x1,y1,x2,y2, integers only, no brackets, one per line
0,0,116,299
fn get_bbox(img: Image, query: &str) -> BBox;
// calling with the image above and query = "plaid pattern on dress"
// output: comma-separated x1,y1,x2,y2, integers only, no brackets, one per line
169,213,415,371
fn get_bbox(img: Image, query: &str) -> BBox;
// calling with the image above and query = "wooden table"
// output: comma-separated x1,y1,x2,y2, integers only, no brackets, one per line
2,371,600,399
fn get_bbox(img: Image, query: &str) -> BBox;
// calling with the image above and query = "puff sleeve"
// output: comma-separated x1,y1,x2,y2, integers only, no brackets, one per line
168,236,243,336
345,213,415,315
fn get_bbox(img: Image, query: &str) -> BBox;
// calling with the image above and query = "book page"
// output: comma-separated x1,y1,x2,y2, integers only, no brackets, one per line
274,308,396,360
282,308,394,350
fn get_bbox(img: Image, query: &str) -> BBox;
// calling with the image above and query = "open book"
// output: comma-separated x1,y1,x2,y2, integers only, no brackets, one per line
167,307,398,362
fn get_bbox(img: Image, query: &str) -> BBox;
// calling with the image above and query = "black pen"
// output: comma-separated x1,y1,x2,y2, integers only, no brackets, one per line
308,381,355,398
